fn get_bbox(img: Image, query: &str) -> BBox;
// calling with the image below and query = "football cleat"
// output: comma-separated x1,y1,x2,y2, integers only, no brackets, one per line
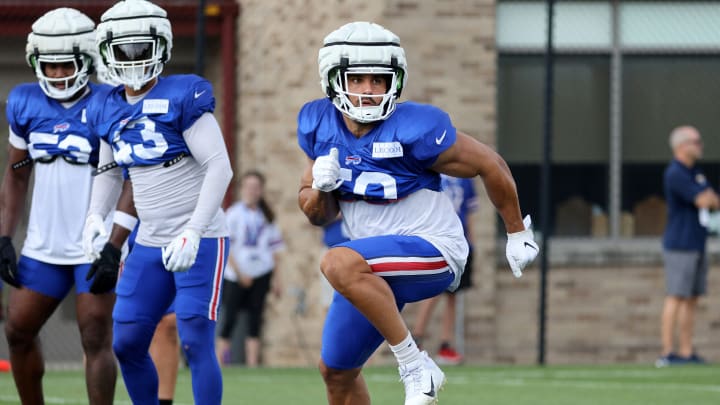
399,351,446,405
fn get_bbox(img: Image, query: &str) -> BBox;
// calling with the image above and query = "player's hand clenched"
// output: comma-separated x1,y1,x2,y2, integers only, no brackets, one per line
505,215,538,278
162,229,200,272
0,236,20,288
82,214,107,261
85,243,121,294
312,148,343,192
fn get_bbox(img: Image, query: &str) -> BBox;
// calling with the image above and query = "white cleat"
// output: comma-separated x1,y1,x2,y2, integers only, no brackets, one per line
399,351,446,405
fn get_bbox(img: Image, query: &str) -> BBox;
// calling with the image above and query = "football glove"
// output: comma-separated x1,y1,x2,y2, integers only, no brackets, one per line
0,236,20,288
162,229,201,272
505,215,539,278
312,147,343,192
82,214,107,261
85,243,121,294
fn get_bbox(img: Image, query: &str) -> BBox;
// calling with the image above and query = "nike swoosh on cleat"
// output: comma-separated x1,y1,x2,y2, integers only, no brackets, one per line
423,376,435,397
524,241,538,251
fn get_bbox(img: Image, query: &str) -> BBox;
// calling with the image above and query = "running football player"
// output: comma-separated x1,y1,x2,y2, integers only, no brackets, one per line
298,21,538,405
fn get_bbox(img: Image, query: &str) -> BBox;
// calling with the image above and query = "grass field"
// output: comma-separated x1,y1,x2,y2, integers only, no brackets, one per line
1,364,718,404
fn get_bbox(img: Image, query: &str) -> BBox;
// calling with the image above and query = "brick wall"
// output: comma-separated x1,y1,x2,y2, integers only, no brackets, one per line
233,0,499,366
232,0,720,368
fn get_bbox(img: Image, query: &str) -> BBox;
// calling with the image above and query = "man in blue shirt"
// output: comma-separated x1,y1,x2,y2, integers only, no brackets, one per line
658,126,719,367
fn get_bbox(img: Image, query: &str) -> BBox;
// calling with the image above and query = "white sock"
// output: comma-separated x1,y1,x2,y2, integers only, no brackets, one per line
389,332,421,367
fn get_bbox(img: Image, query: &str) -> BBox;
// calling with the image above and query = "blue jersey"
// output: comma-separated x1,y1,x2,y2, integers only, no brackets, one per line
441,175,478,226
297,98,456,202
7,82,102,165
441,175,478,245
86,75,214,167
663,159,709,251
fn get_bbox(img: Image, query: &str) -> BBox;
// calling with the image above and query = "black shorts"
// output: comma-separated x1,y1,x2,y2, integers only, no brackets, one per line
450,249,474,293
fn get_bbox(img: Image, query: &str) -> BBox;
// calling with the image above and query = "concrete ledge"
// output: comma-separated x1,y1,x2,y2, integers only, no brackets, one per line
497,237,720,267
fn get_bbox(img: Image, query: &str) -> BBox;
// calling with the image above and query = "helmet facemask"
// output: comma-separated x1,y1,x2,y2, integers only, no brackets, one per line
318,22,408,124
101,34,166,91
30,51,92,100
329,66,401,123
25,8,97,101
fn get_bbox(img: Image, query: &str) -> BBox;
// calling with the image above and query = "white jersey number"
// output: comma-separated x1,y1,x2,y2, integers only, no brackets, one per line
353,171,398,199
113,117,169,165
28,132,92,163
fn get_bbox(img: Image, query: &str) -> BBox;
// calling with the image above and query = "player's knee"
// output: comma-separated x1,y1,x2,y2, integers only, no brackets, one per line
320,248,365,290
113,322,152,361
79,318,112,355
4,321,33,350
157,315,179,344
112,329,134,361
319,360,359,388
80,327,111,355
177,316,214,362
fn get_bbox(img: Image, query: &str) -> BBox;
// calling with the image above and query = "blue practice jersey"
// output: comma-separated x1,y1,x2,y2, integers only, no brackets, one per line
86,75,215,168
297,98,457,202
441,175,478,226
7,83,102,165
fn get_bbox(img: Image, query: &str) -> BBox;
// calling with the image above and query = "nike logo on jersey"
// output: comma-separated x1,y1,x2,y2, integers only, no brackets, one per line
435,130,447,145
424,376,436,397
194,90,206,99
524,241,538,251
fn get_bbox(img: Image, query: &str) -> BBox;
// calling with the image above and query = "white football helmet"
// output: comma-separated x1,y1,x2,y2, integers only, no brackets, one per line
318,22,407,123
26,8,96,100
96,0,173,91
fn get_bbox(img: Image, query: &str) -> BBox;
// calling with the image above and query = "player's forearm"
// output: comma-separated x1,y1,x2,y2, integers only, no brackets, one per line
183,113,233,234
186,157,232,234
107,225,131,249
482,157,524,233
107,180,137,249
298,186,340,226
89,142,124,218
0,168,30,236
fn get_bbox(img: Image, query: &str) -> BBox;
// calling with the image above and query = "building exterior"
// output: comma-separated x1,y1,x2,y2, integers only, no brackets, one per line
0,0,718,367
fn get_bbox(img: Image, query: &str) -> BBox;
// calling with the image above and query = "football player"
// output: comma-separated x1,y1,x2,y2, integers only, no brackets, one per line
94,59,181,405
82,1,232,404
87,178,180,405
298,22,538,405
0,8,116,405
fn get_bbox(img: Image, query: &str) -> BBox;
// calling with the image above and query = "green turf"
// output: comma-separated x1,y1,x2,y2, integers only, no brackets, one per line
0,364,718,404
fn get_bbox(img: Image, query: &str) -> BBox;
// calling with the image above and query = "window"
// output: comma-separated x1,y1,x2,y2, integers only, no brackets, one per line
497,1,720,238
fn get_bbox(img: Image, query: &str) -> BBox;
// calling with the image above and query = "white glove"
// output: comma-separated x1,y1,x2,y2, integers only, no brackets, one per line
699,208,720,234
83,214,107,261
312,148,343,192
505,215,539,278
162,229,201,272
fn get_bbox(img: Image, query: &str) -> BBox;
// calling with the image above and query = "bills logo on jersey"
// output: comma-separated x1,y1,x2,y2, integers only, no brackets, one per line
53,122,70,133
372,142,403,158
345,155,362,165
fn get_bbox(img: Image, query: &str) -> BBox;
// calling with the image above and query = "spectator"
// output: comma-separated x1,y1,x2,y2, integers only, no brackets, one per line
657,125,719,367
412,175,478,365
217,171,284,367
